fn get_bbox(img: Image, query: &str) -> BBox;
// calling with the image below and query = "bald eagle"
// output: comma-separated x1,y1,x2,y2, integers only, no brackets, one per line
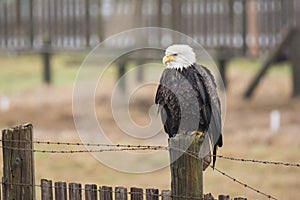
155,44,223,168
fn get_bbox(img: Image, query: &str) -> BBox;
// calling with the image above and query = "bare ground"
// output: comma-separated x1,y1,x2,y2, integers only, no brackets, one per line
0,65,299,199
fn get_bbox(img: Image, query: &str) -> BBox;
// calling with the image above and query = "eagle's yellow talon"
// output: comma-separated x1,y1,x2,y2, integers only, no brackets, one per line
190,131,203,136
175,132,184,137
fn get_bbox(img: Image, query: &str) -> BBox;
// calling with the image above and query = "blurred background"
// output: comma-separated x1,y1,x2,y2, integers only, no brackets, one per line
0,0,300,199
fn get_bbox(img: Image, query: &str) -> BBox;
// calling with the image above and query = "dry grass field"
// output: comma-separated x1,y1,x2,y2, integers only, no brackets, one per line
0,54,299,199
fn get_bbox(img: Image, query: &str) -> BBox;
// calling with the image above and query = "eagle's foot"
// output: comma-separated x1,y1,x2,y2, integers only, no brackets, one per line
190,131,203,136
175,132,184,137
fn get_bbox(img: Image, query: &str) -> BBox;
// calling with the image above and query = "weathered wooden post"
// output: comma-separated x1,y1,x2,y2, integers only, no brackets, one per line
161,190,171,200
146,188,159,200
2,124,35,200
42,37,52,84
54,182,67,200
168,134,204,200
117,60,127,94
291,28,300,97
115,186,127,200
69,183,82,200
85,184,98,200
41,179,53,200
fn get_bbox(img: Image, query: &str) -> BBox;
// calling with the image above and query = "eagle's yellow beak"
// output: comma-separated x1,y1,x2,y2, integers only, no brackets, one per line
163,54,175,65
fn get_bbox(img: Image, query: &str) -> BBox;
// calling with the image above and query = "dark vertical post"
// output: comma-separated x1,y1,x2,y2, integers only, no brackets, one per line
171,0,181,31
218,195,230,200
85,0,90,47
115,186,128,200
41,179,53,200
161,190,171,200
145,188,158,200
69,183,82,200
118,61,127,94
85,184,97,200
291,28,300,97
97,0,104,42
100,186,113,200
168,134,204,200
219,57,227,89
217,47,228,89
241,0,247,55
42,38,52,84
130,187,143,200
204,193,215,200
3,1,8,47
2,124,36,200
72,0,76,46
53,0,58,46
54,182,67,200
47,0,52,42
16,0,21,45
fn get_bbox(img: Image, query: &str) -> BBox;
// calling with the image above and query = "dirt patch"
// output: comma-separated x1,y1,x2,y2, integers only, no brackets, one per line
0,68,299,199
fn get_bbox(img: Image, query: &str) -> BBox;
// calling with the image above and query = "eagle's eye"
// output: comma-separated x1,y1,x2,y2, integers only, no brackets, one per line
172,53,178,56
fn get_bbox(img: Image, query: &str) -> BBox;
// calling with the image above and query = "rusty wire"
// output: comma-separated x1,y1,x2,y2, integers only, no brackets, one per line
1,139,298,199
213,154,300,167
176,149,279,200
0,145,167,153
0,139,299,168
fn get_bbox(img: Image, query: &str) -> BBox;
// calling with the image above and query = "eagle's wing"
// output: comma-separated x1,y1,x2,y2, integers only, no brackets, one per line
194,64,223,168
155,70,178,136
155,84,171,134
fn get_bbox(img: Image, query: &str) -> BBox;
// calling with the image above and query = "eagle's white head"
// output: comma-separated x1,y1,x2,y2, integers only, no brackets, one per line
163,44,196,70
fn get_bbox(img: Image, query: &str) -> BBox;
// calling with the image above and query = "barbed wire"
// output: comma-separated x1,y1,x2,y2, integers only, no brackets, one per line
0,139,285,199
0,139,165,148
214,154,300,167
0,145,167,153
212,167,276,200
178,149,278,200
0,139,299,168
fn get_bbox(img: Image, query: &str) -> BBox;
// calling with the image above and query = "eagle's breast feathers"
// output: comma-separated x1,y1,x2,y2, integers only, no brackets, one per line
156,44,223,168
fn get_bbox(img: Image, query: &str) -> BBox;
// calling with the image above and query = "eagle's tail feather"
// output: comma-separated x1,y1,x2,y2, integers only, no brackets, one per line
212,145,217,169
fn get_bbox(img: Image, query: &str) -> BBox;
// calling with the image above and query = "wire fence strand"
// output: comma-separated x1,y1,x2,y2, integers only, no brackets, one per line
1,139,299,199
0,145,168,153
169,148,279,200
0,139,299,167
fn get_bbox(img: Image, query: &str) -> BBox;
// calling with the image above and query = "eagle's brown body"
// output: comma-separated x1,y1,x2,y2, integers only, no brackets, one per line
155,63,223,167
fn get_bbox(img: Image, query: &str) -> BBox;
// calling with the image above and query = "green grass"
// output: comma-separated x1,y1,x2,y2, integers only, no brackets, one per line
0,54,80,94
228,57,291,77
0,55,291,95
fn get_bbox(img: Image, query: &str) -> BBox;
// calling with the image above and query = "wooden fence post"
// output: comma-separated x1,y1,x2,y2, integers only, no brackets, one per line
218,195,230,200
115,186,127,200
130,187,143,200
168,134,204,200
2,124,35,200
41,179,53,200
54,182,67,200
100,186,112,200
85,184,97,200
42,37,52,84
161,190,171,200
291,28,300,97
69,183,82,200
145,188,158,200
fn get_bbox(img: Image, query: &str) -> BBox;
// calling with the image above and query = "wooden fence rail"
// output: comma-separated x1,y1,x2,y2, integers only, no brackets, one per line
0,0,299,54
1,124,248,200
